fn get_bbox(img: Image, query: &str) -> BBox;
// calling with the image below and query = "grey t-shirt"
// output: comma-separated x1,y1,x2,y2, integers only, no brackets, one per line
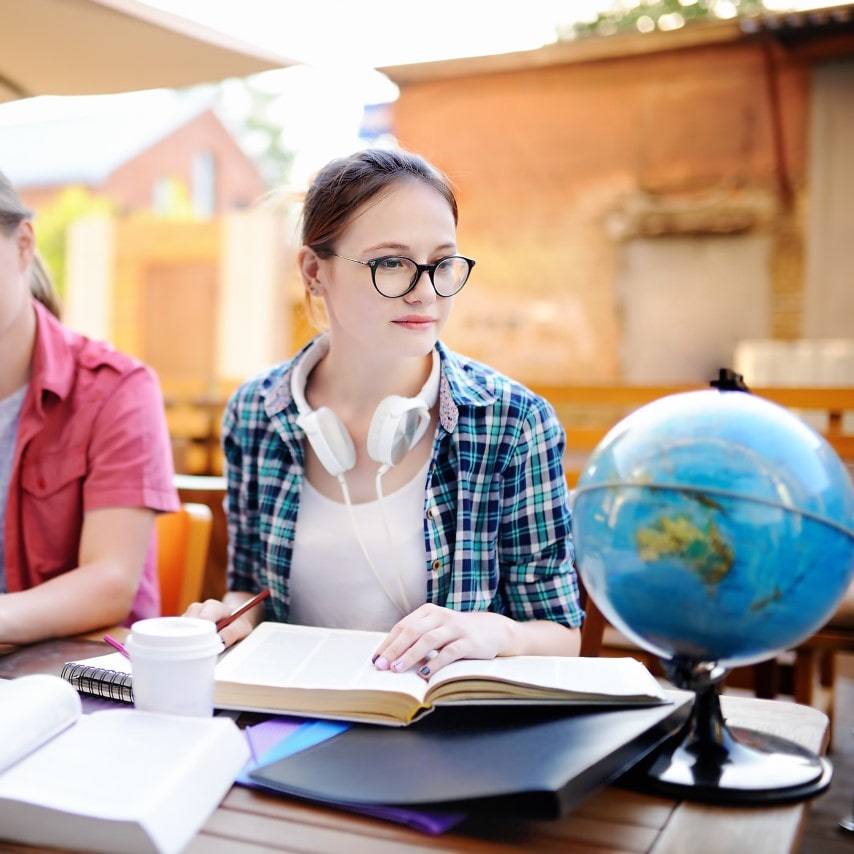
0,384,28,593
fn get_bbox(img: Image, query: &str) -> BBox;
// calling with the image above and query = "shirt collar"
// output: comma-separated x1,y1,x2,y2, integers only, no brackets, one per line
29,300,76,407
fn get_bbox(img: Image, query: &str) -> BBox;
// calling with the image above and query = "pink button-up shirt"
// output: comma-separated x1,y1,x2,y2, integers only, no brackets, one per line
4,300,180,622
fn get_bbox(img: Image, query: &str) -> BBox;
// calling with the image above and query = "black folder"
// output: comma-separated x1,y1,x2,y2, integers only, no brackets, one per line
249,690,693,818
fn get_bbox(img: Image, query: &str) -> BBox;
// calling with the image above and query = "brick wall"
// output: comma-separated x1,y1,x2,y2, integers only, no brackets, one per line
386,34,813,383
107,109,266,214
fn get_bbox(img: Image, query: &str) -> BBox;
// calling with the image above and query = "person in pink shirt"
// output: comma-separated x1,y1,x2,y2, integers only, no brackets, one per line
0,169,179,645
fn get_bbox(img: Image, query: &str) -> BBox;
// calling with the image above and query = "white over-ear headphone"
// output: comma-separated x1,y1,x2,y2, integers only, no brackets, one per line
291,335,440,478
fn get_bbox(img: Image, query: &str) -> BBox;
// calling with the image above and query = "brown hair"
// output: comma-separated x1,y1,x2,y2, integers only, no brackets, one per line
0,169,62,318
301,148,458,256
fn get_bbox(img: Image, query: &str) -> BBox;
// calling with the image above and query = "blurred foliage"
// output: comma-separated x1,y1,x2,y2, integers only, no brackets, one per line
201,79,294,189
563,0,772,39
239,85,295,188
148,177,196,220
35,186,113,298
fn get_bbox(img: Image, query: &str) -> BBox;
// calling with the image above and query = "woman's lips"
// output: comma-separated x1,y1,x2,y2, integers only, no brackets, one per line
393,316,435,330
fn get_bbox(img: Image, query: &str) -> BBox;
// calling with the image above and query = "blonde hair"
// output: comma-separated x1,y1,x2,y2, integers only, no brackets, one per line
0,169,62,319
30,250,62,319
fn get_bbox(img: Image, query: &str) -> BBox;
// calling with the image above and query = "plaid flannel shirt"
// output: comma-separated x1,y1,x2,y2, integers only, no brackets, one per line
223,337,583,629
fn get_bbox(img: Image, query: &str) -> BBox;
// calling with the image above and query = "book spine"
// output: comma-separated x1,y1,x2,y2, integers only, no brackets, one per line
60,662,134,704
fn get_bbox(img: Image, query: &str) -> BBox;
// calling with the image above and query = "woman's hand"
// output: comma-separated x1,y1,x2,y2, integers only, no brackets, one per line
372,604,581,679
183,594,257,648
371,604,515,680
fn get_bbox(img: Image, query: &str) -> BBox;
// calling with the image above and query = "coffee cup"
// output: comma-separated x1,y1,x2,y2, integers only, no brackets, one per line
125,617,224,716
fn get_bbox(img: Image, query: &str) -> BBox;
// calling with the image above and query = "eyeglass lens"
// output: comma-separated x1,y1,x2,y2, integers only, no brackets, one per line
374,256,471,297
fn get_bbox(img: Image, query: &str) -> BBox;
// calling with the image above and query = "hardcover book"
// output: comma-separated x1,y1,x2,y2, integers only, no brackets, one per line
248,695,695,818
63,621,668,726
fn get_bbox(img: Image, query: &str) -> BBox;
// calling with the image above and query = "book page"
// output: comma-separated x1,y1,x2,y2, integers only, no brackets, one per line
0,675,81,774
426,655,666,703
214,622,429,702
0,709,249,853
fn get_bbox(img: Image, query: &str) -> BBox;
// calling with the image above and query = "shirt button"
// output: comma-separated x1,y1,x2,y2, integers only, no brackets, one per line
431,560,441,572
426,507,436,519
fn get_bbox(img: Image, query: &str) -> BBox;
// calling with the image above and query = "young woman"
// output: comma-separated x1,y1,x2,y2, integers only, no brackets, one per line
0,170,179,644
188,148,582,677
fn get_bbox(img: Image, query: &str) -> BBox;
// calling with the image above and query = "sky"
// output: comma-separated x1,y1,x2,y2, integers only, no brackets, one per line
140,0,839,68
140,0,610,68
1,0,841,187
140,0,617,180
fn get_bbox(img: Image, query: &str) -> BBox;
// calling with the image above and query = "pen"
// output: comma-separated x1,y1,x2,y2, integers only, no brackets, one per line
104,634,130,659
216,588,271,632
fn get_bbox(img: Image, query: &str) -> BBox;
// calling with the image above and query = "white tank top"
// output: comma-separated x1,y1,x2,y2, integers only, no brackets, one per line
289,460,430,631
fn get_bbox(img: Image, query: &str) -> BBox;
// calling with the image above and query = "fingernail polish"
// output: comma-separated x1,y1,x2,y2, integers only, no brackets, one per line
375,657,389,670
419,665,430,676
391,658,405,672
371,654,379,664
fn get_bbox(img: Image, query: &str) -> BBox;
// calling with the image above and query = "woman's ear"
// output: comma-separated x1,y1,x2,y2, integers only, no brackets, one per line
298,246,323,296
16,220,36,270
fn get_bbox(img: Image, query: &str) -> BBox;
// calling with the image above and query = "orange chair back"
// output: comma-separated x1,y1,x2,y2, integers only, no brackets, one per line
155,503,213,616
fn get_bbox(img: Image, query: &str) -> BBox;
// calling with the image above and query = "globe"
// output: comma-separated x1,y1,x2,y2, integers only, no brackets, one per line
571,385,854,803
572,388,854,668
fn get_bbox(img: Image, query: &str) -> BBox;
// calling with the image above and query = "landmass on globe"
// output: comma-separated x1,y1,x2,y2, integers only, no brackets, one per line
635,513,734,590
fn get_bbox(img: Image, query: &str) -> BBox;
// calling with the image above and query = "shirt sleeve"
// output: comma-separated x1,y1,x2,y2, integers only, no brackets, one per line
84,365,179,513
498,395,584,628
222,388,264,594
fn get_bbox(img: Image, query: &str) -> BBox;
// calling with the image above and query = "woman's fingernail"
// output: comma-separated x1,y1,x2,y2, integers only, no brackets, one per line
391,658,405,672
419,665,430,676
371,654,379,664
375,657,389,670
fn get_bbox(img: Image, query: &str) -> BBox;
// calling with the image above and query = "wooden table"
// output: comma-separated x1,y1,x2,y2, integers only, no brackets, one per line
182,696,827,854
0,638,831,854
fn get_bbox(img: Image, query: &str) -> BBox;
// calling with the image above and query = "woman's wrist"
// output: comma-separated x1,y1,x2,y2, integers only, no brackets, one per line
501,617,581,657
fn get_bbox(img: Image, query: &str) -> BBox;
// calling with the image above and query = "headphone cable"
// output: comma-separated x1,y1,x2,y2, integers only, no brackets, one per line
336,472,413,616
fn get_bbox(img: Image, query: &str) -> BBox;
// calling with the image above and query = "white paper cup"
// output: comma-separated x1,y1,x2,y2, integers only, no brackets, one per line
125,617,224,717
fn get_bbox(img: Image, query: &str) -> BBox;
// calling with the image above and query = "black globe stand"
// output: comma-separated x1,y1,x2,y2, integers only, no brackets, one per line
620,656,833,805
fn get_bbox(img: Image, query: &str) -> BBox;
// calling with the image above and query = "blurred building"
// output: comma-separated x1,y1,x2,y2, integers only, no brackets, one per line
1,92,265,217
0,91,287,410
380,7,854,385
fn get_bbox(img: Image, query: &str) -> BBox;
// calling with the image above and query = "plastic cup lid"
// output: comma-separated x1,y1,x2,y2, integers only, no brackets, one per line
125,616,223,659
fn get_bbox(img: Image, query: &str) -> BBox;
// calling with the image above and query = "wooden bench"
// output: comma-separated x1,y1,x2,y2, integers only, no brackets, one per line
527,383,854,486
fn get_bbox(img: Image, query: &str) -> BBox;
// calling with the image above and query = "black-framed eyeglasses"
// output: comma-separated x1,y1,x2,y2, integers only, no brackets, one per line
330,253,475,298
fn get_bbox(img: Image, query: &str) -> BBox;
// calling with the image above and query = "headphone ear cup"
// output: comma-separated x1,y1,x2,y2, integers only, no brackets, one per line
367,396,431,467
296,407,357,477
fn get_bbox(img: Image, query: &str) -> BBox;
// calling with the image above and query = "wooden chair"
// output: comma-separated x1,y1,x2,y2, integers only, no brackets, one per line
578,579,607,658
788,583,854,724
173,474,228,602
156,503,213,616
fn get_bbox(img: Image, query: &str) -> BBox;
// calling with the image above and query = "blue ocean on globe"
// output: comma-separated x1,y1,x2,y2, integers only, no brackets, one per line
572,389,854,667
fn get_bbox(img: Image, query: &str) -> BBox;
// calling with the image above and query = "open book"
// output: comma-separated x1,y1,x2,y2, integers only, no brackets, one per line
64,622,667,726
0,674,249,854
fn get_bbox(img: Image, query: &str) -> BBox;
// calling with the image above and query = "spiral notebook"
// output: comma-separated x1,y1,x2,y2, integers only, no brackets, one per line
60,652,133,704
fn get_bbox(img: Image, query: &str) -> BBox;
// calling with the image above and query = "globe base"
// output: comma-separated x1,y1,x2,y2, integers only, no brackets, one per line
620,657,832,805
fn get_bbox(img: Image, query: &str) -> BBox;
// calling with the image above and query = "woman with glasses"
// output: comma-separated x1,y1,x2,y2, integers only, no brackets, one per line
189,148,582,676
0,170,179,646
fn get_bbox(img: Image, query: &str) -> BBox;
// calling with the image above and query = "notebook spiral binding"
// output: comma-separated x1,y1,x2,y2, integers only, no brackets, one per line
60,662,134,704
